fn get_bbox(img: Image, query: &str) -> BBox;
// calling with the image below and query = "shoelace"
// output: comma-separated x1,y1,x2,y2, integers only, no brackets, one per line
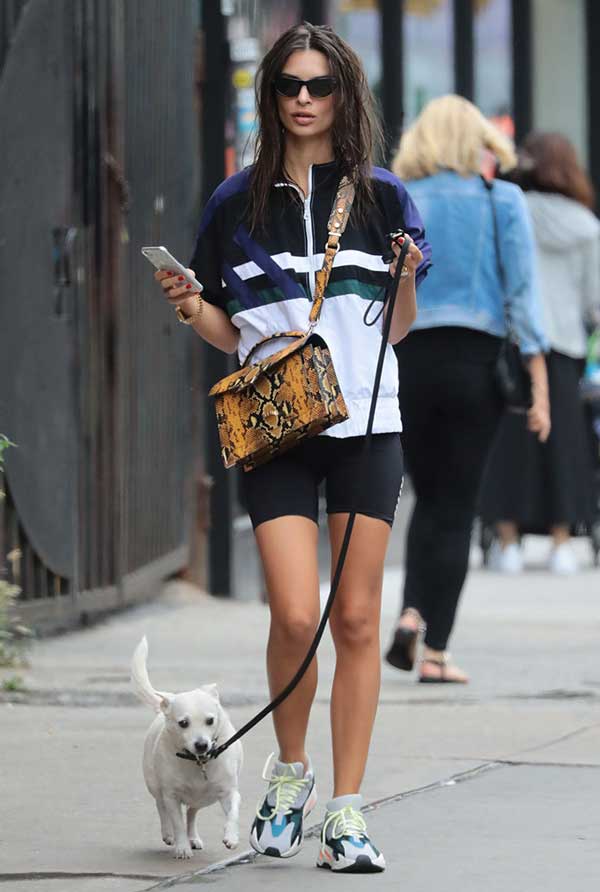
256,752,308,820
322,805,367,842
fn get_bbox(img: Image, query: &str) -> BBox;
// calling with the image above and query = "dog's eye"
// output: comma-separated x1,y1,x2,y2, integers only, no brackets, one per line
178,718,190,728
206,717,215,726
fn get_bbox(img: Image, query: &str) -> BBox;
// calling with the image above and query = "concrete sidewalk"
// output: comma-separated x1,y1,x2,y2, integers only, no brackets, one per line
1,534,600,891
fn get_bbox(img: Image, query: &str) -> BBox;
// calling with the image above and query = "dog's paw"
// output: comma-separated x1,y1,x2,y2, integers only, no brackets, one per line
189,836,204,850
223,832,239,849
174,843,193,860
162,834,175,846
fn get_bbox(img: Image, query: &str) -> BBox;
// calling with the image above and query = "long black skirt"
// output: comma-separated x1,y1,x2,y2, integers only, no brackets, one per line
478,350,595,533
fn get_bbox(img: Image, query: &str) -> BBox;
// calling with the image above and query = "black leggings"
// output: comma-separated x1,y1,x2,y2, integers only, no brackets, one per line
395,328,503,651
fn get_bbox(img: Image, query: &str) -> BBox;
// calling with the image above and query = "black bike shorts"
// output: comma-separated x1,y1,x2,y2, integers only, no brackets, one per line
240,433,404,530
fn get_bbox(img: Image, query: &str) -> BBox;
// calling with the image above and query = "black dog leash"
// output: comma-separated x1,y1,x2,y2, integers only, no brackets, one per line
201,233,412,763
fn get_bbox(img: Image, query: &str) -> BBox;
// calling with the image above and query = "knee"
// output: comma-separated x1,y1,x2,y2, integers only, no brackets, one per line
272,611,318,649
331,607,377,651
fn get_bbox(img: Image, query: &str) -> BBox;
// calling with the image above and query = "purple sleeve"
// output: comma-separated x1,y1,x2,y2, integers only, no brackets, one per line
189,190,226,309
393,179,432,286
188,169,253,309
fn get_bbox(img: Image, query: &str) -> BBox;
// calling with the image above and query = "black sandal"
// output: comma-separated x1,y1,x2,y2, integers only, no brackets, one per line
418,655,469,684
385,609,424,672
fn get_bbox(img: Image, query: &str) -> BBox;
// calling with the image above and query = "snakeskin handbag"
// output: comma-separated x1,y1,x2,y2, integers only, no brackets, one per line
208,178,355,471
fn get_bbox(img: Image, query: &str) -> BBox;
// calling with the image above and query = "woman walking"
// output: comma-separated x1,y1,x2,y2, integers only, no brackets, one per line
480,132,600,574
155,23,429,873
384,96,550,684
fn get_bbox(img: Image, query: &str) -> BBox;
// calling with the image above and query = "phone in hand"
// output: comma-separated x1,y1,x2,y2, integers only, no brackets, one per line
141,246,204,293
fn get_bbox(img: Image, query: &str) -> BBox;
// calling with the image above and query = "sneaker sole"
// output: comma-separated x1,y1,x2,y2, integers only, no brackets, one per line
317,847,385,873
249,784,318,858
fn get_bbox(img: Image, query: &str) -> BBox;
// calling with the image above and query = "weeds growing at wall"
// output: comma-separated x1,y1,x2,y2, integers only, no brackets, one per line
0,435,33,671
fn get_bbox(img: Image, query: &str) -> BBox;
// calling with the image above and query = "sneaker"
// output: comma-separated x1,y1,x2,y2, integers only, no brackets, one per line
488,541,523,574
249,753,317,858
317,794,385,873
548,542,578,575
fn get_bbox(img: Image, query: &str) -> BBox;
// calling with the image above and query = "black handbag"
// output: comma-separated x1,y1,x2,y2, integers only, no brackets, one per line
482,176,532,413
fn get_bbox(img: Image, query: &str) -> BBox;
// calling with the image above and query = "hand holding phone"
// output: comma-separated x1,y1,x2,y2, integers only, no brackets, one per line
141,246,204,293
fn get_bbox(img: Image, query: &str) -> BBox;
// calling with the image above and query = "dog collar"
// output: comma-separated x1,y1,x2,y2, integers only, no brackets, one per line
175,737,220,767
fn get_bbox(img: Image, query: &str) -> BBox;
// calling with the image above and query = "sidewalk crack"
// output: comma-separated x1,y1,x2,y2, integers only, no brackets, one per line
507,719,600,761
0,872,164,884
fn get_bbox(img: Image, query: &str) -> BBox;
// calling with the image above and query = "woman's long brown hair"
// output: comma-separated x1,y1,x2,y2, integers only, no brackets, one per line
518,132,595,210
249,22,383,231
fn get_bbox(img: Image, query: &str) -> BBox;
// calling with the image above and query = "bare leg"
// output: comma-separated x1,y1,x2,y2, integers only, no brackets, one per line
551,524,570,546
255,516,321,767
327,514,389,797
497,520,519,546
220,789,241,849
186,807,203,850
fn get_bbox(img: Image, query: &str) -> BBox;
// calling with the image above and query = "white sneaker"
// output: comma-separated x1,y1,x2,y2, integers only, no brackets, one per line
249,753,317,858
548,542,578,575
317,794,385,873
488,541,523,574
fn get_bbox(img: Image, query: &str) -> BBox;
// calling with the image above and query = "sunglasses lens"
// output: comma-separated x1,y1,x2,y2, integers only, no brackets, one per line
275,76,301,97
275,76,337,98
308,77,336,97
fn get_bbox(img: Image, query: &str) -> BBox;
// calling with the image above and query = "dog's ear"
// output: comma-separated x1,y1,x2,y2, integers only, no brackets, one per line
159,695,172,714
200,683,220,703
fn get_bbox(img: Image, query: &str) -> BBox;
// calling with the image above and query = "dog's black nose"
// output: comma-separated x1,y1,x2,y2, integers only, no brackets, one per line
194,740,209,754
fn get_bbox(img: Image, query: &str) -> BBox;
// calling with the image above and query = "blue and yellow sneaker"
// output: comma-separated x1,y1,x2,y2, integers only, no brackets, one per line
317,794,385,873
249,753,317,858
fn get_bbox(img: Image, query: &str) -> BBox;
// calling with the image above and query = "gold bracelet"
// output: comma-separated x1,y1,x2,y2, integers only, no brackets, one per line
175,293,203,325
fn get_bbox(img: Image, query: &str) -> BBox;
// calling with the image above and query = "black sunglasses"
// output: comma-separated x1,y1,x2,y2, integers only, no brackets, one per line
274,74,338,99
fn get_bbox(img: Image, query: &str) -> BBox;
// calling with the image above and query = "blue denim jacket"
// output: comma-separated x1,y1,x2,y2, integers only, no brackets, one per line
406,171,549,355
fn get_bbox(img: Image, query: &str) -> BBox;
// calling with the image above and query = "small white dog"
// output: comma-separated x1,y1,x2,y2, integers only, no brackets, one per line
131,636,243,859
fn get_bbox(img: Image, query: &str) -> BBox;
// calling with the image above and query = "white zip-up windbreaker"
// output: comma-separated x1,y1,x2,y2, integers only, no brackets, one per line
191,161,431,437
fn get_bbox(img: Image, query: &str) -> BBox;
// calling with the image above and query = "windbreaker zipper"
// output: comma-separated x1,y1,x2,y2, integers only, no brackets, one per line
304,165,315,298
274,166,315,301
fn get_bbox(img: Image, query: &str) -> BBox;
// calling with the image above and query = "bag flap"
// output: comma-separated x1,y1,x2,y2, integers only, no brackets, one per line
209,333,311,397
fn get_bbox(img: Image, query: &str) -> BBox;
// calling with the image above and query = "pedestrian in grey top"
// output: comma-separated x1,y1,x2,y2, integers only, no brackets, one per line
526,189,600,358
480,132,600,575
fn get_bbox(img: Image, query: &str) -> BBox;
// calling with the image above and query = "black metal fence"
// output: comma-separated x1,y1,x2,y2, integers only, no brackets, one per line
0,0,204,633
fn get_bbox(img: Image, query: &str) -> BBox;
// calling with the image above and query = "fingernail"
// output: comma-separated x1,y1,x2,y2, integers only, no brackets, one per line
178,276,185,281
185,284,192,289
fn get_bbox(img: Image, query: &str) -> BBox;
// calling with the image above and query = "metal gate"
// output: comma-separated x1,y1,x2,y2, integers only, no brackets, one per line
0,0,203,633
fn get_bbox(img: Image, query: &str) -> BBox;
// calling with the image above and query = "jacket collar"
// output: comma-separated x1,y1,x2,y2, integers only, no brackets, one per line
274,159,341,192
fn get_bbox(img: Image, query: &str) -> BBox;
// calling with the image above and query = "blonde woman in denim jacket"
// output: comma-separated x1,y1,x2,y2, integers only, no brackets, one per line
384,95,550,683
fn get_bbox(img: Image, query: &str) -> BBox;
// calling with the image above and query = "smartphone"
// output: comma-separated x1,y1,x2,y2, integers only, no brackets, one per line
141,246,204,293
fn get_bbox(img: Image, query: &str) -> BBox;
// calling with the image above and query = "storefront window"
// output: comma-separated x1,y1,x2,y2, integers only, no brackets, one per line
225,0,301,171
531,0,587,163
404,0,454,124
474,0,512,124
326,0,382,93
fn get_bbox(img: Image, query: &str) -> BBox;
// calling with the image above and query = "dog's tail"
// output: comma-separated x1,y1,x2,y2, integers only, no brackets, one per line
130,636,169,712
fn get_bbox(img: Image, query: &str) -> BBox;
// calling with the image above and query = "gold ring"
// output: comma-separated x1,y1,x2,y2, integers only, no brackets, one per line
400,264,410,277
